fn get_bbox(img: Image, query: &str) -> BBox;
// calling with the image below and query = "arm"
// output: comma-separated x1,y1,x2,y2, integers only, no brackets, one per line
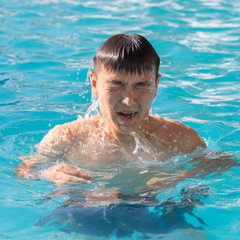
180,151,239,178
15,154,47,179
15,156,92,185
15,122,92,185
145,151,239,191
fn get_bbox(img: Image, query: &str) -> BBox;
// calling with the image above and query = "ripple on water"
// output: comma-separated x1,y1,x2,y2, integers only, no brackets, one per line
0,0,239,239
0,74,10,86
0,88,20,107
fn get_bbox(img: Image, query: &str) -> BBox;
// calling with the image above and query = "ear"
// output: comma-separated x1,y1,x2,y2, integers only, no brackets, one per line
90,71,98,98
154,74,161,98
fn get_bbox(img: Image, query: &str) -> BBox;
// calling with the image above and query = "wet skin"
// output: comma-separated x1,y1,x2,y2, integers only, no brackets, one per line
90,65,160,142
15,65,206,186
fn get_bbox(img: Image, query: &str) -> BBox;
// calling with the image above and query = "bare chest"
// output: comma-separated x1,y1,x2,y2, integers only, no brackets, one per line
67,134,170,170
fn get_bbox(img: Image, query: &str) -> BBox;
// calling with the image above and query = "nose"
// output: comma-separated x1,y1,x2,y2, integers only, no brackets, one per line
121,86,136,106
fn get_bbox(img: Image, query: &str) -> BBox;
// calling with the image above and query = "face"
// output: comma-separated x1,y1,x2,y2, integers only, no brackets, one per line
90,65,160,139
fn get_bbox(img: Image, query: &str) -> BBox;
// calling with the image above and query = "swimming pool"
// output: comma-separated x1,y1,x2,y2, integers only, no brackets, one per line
0,0,240,239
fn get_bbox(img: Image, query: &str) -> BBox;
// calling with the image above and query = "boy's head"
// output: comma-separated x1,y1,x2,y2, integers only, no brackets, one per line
93,33,160,80
90,34,161,138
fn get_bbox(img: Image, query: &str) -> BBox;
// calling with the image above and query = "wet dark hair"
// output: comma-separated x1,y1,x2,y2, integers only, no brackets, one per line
93,33,160,80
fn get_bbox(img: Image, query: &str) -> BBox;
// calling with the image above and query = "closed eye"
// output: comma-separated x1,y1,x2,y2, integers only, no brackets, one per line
134,81,153,92
135,81,150,87
136,82,146,86
108,80,123,86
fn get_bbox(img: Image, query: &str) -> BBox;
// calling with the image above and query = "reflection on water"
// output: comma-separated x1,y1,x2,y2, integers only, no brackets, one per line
31,148,238,239
36,184,209,239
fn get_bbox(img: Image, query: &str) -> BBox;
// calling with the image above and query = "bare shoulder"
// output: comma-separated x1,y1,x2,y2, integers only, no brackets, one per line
43,115,101,140
41,118,83,143
37,115,101,156
151,116,206,154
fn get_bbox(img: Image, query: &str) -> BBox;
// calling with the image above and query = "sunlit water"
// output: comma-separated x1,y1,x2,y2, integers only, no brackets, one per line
0,0,240,239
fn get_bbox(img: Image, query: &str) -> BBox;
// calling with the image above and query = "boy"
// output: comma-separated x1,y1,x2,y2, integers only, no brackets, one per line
16,33,206,185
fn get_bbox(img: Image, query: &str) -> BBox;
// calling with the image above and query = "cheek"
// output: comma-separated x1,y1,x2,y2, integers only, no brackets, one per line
138,92,155,106
103,90,120,104
98,91,119,112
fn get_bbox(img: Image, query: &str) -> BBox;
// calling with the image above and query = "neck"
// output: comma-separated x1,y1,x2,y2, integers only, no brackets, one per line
103,118,153,145
108,128,136,145
102,122,137,146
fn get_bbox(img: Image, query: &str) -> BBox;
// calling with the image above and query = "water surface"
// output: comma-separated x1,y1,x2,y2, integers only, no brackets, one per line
0,0,240,239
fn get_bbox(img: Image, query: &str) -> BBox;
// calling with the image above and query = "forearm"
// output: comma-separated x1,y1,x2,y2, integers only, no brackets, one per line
15,153,49,180
15,160,40,179
183,151,239,178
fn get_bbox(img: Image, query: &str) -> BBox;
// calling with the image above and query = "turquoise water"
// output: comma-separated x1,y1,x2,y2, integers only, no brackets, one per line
0,0,240,239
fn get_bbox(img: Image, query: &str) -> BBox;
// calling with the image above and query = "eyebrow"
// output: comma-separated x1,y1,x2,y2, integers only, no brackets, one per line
107,79,151,85
106,79,124,84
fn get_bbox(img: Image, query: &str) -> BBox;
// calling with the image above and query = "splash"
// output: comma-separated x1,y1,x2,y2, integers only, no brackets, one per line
131,131,157,162
84,97,100,118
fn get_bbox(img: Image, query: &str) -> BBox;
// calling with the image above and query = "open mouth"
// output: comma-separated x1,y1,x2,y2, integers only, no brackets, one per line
117,111,137,121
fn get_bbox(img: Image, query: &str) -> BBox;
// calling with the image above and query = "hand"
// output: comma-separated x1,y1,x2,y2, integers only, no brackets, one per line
38,163,93,185
139,172,186,192
146,176,176,190
186,151,239,177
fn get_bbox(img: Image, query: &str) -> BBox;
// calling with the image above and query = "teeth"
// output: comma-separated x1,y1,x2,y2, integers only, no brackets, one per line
120,112,136,114
118,112,136,119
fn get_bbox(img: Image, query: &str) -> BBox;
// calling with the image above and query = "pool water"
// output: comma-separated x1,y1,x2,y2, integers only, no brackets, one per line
0,0,240,239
